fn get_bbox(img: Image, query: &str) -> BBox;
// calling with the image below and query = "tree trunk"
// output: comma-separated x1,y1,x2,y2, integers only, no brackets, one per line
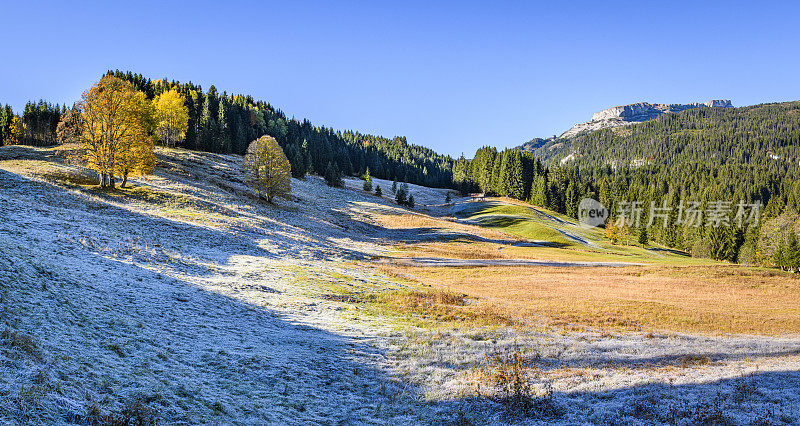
109,175,116,188
121,171,128,188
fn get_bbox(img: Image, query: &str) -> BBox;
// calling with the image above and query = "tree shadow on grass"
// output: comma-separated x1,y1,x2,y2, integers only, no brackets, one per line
0,168,426,424
648,246,692,256
470,370,800,424
373,226,566,247
333,200,567,249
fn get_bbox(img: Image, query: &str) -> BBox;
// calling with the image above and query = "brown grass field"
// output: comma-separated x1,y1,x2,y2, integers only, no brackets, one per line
377,263,800,335
367,198,800,336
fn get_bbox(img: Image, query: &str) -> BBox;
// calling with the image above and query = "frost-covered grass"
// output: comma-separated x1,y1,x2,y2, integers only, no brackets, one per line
0,147,428,423
1,145,799,424
383,327,800,424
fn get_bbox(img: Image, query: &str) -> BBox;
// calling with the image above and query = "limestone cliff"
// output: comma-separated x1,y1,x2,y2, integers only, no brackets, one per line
561,100,732,139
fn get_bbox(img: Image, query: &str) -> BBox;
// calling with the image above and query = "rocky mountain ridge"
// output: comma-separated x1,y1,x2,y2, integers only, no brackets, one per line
520,100,733,155
562,100,732,139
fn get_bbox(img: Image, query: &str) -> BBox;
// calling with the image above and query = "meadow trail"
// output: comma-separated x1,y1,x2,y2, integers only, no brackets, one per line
385,257,640,267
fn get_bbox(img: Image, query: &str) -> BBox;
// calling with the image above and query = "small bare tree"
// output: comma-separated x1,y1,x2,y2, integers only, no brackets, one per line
243,135,291,202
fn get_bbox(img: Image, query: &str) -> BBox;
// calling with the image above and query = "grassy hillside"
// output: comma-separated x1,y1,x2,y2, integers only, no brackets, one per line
2,145,799,423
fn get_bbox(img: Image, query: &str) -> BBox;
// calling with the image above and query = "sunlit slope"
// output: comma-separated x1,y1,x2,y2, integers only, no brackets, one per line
451,199,716,265
453,201,602,247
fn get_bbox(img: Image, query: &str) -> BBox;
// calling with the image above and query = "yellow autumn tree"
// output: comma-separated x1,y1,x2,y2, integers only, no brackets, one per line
78,76,155,188
153,89,189,148
7,116,25,145
243,135,291,202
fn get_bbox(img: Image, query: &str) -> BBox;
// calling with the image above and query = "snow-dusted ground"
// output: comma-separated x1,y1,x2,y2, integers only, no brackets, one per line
342,176,457,214
1,145,799,424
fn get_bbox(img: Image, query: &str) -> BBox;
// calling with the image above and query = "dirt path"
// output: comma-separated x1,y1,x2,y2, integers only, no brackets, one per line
385,257,640,267
525,206,601,248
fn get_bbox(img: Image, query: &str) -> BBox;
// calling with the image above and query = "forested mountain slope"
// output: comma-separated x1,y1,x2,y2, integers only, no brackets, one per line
540,101,800,168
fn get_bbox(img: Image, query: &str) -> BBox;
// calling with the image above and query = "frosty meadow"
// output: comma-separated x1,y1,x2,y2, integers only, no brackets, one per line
3,3,800,421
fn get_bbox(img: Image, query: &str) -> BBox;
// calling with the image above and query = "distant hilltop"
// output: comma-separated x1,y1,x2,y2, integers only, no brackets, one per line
518,99,740,163
592,100,732,122
561,100,733,139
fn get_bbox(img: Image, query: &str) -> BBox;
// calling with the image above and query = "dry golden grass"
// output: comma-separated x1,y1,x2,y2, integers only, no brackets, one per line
333,286,516,328
370,207,518,240
378,264,800,335
392,241,512,260
377,288,515,327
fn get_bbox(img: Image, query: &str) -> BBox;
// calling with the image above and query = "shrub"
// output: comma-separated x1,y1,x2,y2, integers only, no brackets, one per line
324,162,343,187
395,185,407,205
481,348,563,421
484,349,532,415
362,168,372,192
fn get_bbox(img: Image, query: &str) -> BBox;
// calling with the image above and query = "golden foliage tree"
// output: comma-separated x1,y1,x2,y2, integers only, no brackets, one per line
116,124,156,187
7,116,24,145
243,135,291,202
153,89,189,148
78,76,155,188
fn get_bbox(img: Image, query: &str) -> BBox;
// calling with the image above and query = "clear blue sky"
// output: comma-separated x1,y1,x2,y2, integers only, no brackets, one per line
2,1,799,156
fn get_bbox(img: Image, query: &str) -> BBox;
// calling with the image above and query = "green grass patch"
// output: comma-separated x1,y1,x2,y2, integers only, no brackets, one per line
455,201,598,245
453,200,718,266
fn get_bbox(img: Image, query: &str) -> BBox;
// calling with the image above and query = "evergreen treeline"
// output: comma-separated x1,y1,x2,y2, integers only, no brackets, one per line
452,147,541,200
0,101,64,146
21,101,64,146
0,104,12,143
106,70,454,187
459,147,799,264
